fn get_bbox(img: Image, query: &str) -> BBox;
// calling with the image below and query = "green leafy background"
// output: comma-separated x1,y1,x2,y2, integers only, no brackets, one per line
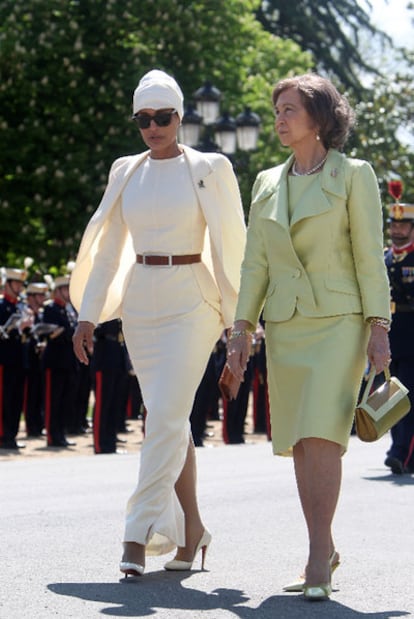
1,0,413,278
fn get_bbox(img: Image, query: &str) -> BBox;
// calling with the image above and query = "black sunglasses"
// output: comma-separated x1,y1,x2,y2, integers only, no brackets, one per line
132,109,177,129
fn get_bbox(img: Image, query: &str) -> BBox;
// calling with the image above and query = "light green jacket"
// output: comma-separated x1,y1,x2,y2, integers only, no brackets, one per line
235,149,391,326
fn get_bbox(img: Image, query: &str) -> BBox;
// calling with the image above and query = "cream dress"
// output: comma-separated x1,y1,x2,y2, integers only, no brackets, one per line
120,154,223,554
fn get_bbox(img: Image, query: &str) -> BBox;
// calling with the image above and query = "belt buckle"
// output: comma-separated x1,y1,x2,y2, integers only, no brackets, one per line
142,252,173,267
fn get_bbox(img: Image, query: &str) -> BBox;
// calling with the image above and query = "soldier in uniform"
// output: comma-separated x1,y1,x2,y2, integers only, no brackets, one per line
189,344,221,447
65,299,92,435
222,357,253,444
384,201,414,474
91,318,130,454
22,282,49,437
250,320,271,438
42,275,78,447
0,268,31,449
125,371,144,421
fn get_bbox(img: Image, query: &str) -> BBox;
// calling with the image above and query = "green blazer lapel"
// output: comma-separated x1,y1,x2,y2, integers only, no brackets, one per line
290,149,348,226
289,177,333,226
258,158,291,230
320,149,347,199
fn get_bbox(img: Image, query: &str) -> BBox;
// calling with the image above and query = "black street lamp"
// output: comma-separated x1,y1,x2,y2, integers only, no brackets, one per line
179,81,261,155
177,103,203,148
214,112,237,154
235,107,262,152
193,81,221,125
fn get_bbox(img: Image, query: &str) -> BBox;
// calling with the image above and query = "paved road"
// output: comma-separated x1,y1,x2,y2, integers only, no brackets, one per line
1,435,413,618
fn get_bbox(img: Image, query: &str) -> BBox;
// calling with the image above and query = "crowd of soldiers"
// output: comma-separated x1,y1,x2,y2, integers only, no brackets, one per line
4,193,414,470
0,268,143,453
0,267,270,454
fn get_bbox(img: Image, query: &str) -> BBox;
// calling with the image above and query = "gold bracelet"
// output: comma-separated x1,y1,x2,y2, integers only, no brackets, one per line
229,329,252,341
367,317,391,332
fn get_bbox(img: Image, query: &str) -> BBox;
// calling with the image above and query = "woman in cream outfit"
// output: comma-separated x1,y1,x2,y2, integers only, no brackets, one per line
227,74,391,601
71,70,246,576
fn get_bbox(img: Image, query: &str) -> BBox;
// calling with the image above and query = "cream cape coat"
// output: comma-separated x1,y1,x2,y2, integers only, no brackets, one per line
70,145,246,327
235,149,391,326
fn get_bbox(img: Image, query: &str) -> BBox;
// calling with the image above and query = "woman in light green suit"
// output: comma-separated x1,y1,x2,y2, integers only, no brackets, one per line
227,74,391,601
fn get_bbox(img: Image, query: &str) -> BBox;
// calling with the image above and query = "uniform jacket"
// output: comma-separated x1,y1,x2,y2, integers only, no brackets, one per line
22,307,43,371
42,300,78,370
235,149,391,325
92,319,129,371
0,296,23,366
385,246,414,358
70,145,246,327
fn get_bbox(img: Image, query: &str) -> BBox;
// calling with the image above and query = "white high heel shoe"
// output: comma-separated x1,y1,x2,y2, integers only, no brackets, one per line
119,542,145,577
164,529,212,571
119,561,144,577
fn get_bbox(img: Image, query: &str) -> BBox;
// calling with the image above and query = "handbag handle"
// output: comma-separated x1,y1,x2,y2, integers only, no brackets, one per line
360,366,391,404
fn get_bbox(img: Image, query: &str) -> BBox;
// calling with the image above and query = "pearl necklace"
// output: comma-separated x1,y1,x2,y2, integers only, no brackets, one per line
291,153,328,176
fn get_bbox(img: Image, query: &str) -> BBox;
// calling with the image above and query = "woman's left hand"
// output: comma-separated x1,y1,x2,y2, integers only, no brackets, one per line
367,324,391,374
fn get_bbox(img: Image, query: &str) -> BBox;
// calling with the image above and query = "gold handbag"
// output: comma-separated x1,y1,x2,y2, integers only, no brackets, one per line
355,367,411,442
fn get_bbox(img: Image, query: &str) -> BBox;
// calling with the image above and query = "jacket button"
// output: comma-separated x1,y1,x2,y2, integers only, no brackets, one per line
292,269,301,279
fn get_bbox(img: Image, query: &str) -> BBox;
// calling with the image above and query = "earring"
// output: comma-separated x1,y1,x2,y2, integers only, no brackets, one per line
316,134,321,141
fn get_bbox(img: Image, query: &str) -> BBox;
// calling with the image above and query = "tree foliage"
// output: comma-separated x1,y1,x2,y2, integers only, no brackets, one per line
0,0,311,274
346,11,414,209
256,0,391,96
256,0,414,208
348,74,414,205
2,0,414,275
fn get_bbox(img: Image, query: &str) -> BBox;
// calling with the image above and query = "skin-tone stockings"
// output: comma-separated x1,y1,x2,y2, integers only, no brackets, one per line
293,437,342,586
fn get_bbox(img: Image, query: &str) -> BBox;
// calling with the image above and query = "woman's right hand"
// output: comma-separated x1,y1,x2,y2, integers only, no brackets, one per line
72,320,95,365
226,321,254,381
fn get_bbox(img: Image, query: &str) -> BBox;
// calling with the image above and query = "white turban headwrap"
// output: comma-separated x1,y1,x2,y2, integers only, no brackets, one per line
133,69,184,118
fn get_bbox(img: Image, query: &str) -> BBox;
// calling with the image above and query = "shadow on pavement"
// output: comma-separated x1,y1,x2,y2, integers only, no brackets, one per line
362,473,414,486
48,570,411,619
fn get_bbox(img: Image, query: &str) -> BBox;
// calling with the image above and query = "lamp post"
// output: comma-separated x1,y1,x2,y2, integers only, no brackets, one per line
178,81,261,155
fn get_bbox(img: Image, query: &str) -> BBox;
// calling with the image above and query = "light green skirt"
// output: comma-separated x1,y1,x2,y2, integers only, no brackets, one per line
265,313,369,455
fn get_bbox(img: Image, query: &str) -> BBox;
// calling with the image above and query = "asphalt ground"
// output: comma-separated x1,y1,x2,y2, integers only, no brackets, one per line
1,433,413,619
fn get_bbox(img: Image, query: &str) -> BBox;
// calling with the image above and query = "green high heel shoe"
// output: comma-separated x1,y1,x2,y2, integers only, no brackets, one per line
283,550,339,593
303,582,332,601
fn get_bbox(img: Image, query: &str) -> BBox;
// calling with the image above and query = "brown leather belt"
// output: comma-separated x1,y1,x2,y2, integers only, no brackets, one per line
136,253,201,266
